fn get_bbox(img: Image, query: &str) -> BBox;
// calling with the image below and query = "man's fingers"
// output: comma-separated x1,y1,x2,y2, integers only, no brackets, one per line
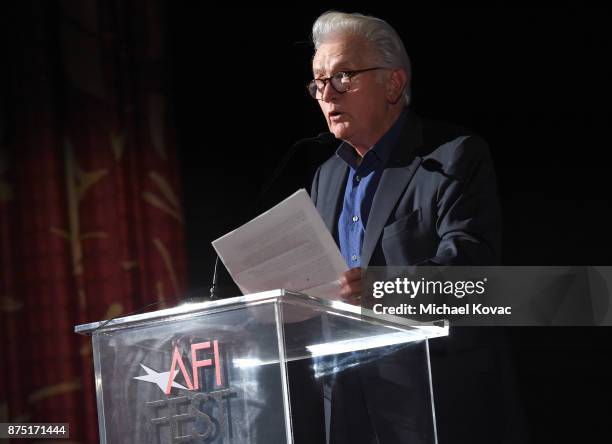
339,278,363,306
339,279,363,297
340,267,362,285
338,267,363,304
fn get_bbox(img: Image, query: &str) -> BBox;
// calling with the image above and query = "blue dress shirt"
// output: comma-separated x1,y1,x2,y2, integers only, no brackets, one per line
337,109,408,267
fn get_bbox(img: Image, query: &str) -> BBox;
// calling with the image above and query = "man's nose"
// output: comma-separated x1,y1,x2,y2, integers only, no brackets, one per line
321,81,338,102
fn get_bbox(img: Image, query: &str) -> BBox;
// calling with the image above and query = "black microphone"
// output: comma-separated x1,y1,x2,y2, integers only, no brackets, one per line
252,132,336,210
208,132,337,300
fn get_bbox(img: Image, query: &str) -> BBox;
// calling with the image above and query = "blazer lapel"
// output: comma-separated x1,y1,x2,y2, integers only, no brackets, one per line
318,158,348,238
361,112,424,266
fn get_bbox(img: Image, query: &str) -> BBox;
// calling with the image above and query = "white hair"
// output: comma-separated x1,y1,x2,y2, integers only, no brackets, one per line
312,11,412,105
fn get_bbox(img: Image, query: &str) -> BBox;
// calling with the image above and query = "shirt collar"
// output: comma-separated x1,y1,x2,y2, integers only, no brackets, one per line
336,107,408,170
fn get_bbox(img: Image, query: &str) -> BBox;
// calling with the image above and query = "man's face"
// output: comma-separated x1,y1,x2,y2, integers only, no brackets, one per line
312,35,390,149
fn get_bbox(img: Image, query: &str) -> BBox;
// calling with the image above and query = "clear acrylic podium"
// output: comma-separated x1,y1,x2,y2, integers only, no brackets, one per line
75,290,448,444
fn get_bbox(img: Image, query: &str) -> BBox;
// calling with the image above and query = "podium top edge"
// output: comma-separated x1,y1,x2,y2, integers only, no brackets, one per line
74,289,448,335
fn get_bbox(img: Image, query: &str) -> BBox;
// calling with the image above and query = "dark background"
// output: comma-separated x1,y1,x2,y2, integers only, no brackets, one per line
169,6,612,443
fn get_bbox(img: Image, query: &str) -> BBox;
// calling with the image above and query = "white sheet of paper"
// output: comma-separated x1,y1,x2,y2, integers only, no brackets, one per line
212,189,348,299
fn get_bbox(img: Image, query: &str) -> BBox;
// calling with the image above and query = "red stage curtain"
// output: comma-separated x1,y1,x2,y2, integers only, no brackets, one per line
0,1,187,441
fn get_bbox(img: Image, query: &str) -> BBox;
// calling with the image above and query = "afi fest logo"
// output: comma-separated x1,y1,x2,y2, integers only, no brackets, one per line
134,339,234,443
134,340,223,394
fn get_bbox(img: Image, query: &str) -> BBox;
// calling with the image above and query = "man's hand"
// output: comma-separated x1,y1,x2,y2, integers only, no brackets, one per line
339,267,362,305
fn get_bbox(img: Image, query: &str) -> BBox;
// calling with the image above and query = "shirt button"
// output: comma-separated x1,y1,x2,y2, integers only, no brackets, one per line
351,254,358,262
355,175,361,182
352,215,359,222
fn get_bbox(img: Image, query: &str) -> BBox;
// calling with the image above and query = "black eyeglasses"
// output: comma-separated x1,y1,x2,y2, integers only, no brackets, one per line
307,67,385,100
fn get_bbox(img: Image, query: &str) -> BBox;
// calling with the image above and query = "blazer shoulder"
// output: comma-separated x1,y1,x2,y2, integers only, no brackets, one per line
418,118,493,178
419,117,480,151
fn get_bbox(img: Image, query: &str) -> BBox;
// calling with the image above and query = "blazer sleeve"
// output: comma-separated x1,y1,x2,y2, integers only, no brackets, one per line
424,135,502,265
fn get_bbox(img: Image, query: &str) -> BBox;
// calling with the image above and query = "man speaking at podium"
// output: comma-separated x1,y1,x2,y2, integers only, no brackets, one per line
307,11,525,444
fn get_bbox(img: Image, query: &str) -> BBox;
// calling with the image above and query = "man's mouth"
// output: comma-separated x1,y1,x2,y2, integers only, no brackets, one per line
329,111,343,121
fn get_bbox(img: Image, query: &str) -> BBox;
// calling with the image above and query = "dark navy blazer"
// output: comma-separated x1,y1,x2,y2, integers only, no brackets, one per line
310,110,526,444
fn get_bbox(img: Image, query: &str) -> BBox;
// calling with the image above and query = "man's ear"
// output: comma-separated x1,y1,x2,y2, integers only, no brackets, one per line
387,68,408,105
